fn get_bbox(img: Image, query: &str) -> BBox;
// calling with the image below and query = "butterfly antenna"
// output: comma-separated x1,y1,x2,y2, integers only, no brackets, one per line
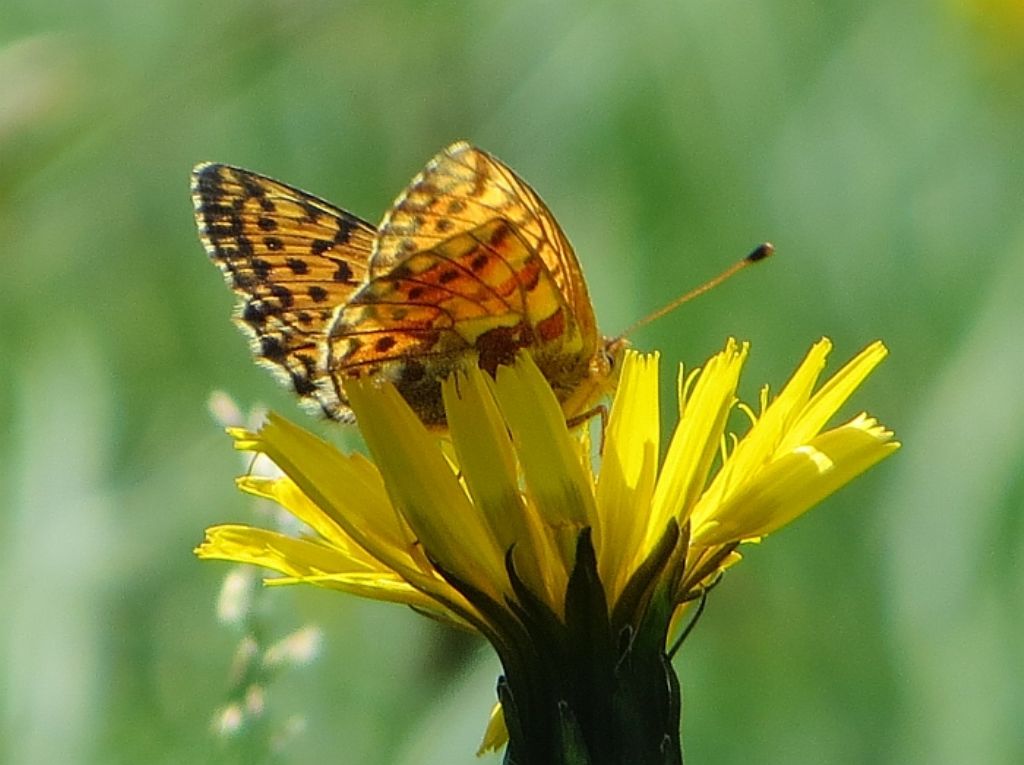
618,242,774,340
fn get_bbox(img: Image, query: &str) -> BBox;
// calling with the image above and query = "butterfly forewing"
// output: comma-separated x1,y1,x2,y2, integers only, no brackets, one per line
326,218,581,426
373,143,598,350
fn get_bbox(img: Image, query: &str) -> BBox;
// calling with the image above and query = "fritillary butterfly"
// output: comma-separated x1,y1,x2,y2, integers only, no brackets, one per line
192,142,624,427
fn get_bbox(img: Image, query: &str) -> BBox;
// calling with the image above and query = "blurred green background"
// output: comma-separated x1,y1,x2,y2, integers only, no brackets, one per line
3,0,1022,763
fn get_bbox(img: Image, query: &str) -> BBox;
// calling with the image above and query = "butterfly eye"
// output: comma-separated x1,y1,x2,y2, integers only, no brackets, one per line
604,347,616,371
604,337,629,368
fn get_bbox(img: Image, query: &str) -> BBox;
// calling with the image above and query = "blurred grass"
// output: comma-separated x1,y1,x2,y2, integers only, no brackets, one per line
2,0,1022,763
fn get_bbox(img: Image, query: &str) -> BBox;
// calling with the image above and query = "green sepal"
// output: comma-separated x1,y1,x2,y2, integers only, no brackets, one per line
500,528,683,765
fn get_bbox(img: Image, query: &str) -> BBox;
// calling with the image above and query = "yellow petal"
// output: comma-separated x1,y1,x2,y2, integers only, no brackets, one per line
347,378,510,604
267,572,458,617
691,414,899,546
715,339,832,492
477,702,509,755
492,353,596,572
231,416,412,569
236,475,381,568
196,525,459,616
231,414,479,613
595,350,660,601
196,524,378,579
444,366,563,607
778,340,889,451
648,339,748,545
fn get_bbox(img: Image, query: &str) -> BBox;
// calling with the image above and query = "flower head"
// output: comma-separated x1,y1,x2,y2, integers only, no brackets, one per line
196,338,898,762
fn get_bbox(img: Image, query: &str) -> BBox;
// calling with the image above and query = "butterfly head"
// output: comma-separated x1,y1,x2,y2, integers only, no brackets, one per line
598,335,631,386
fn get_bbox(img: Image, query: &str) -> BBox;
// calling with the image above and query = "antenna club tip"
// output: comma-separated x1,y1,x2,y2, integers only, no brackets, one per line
746,242,775,263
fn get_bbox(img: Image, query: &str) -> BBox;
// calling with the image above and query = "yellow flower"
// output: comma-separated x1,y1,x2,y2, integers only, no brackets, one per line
196,338,898,762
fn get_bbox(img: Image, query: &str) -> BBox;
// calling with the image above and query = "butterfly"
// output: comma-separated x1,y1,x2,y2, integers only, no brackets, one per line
191,142,626,428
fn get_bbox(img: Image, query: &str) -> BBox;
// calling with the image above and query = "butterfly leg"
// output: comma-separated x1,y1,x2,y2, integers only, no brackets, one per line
565,403,609,452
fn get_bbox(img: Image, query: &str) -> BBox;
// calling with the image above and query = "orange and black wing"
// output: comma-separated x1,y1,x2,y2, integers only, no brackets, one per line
326,218,572,426
371,143,598,358
191,163,376,419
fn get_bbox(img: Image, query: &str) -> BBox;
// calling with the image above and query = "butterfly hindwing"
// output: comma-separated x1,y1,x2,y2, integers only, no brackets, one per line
191,163,377,419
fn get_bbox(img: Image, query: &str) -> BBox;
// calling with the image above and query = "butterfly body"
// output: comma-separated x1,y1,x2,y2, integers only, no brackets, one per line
192,143,620,427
